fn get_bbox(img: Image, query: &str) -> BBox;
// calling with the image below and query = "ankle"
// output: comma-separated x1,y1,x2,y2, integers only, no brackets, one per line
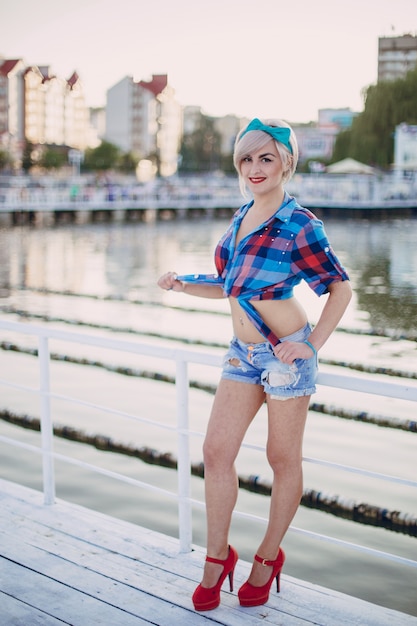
207,545,230,561
254,552,280,566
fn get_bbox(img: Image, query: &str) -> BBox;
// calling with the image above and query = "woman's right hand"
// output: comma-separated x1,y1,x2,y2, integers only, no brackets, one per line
157,271,184,292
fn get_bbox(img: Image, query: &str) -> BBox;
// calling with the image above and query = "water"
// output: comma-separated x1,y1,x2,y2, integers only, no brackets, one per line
1,214,417,617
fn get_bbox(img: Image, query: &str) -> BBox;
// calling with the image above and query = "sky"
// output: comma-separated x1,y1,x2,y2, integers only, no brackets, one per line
1,0,416,124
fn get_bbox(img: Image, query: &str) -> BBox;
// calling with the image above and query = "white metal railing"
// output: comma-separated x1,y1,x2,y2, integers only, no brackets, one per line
0,319,416,569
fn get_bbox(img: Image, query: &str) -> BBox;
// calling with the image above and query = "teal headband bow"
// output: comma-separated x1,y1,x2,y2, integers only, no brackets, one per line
241,118,293,154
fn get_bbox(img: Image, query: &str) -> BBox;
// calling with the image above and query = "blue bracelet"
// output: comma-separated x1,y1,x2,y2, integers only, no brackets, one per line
304,340,317,357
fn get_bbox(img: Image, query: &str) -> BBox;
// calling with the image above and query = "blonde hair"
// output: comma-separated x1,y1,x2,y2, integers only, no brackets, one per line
233,118,299,197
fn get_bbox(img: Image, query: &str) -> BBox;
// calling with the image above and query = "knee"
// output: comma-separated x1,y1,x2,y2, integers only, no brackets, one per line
266,447,302,477
203,438,235,472
202,439,216,469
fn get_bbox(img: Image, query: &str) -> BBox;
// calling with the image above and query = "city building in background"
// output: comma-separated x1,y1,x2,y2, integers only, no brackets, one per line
213,114,244,156
294,108,357,165
318,108,358,130
182,105,203,135
105,74,182,176
86,107,105,149
27,65,89,150
1,32,416,176
0,57,91,169
294,125,337,164
181,106,243,170
378,33,417,81
0,58,25,165
23,65,46,146
393,123,417,181
64,71,90,150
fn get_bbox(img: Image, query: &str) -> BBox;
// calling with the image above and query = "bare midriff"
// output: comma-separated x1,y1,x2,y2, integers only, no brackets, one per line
229,296,308,344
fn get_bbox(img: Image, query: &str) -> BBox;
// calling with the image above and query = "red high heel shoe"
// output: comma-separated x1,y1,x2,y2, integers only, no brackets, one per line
238,548,285,607
192,545,238,611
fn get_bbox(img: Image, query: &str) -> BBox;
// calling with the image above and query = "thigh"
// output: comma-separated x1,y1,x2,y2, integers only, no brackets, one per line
205,378,265,460
265,395,310,461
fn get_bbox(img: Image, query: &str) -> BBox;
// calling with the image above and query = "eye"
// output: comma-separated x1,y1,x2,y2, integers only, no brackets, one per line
262,157,272,163
242,156,252,163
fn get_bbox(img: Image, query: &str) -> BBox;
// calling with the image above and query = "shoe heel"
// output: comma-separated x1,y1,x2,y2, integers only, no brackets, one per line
228,568,235,592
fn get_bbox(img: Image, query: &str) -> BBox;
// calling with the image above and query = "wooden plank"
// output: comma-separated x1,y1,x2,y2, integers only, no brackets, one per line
0,548,214,626
0,592,66,625
0,557,153,625
0,504,412,623
1,479,416,626
1,522,301,626
0,495,323,626
0,533,407,626
2,508,414,626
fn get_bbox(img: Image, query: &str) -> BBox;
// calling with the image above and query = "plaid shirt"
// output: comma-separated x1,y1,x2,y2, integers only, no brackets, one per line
214,193,349,345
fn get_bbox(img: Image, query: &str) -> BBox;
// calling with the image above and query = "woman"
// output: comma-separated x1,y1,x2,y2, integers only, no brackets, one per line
157,118,352,611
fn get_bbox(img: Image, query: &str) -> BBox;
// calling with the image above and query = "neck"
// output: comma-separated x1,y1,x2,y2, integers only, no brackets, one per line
252,187,285,215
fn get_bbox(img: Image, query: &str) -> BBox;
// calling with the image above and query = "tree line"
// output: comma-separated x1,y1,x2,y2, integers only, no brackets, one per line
332,66,417,168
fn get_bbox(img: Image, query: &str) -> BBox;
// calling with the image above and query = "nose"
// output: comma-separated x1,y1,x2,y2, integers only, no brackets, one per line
250,159,261,175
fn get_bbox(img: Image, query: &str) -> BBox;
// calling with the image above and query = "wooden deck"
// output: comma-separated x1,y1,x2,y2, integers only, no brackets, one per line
1,479,416,626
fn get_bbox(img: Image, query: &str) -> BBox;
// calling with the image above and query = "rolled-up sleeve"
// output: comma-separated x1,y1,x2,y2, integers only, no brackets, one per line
292,219,349,296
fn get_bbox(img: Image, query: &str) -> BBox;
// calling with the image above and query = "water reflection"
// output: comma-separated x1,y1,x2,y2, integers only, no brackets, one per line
357,257,417,333
1,216,417,335
324,218,417,334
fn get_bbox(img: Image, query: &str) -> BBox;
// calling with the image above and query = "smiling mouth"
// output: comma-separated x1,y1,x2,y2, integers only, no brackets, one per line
249,177,266,184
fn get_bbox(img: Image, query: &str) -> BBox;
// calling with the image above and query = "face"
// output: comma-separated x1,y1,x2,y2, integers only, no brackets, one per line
239,139,285,196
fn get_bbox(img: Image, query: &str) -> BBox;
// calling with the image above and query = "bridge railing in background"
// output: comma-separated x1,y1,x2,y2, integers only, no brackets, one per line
0,173,416,213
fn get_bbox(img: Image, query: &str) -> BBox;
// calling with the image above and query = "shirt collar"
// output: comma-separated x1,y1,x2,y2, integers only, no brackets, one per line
274,192,298,224
238,192,299,228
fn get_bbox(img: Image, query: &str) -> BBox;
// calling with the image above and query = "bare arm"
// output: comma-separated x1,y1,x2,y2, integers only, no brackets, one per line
157,271,225,299
306,280,352,350
274,280,352,363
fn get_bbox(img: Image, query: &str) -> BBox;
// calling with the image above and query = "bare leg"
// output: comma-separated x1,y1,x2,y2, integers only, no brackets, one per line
245,394,310,587
200,378,265,587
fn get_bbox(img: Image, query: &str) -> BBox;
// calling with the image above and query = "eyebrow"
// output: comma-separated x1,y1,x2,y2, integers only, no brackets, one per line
243,152,276,159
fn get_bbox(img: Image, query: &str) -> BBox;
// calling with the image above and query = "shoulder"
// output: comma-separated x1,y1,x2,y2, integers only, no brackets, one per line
278,202,323,237
289,197,320,224
276,194,318,227
289,198,325,234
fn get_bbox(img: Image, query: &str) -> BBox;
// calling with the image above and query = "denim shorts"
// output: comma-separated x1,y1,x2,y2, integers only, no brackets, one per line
221,323,317,399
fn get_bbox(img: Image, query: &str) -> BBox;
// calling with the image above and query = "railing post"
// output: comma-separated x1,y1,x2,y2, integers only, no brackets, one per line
38,335,55,505
176,356,192,553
